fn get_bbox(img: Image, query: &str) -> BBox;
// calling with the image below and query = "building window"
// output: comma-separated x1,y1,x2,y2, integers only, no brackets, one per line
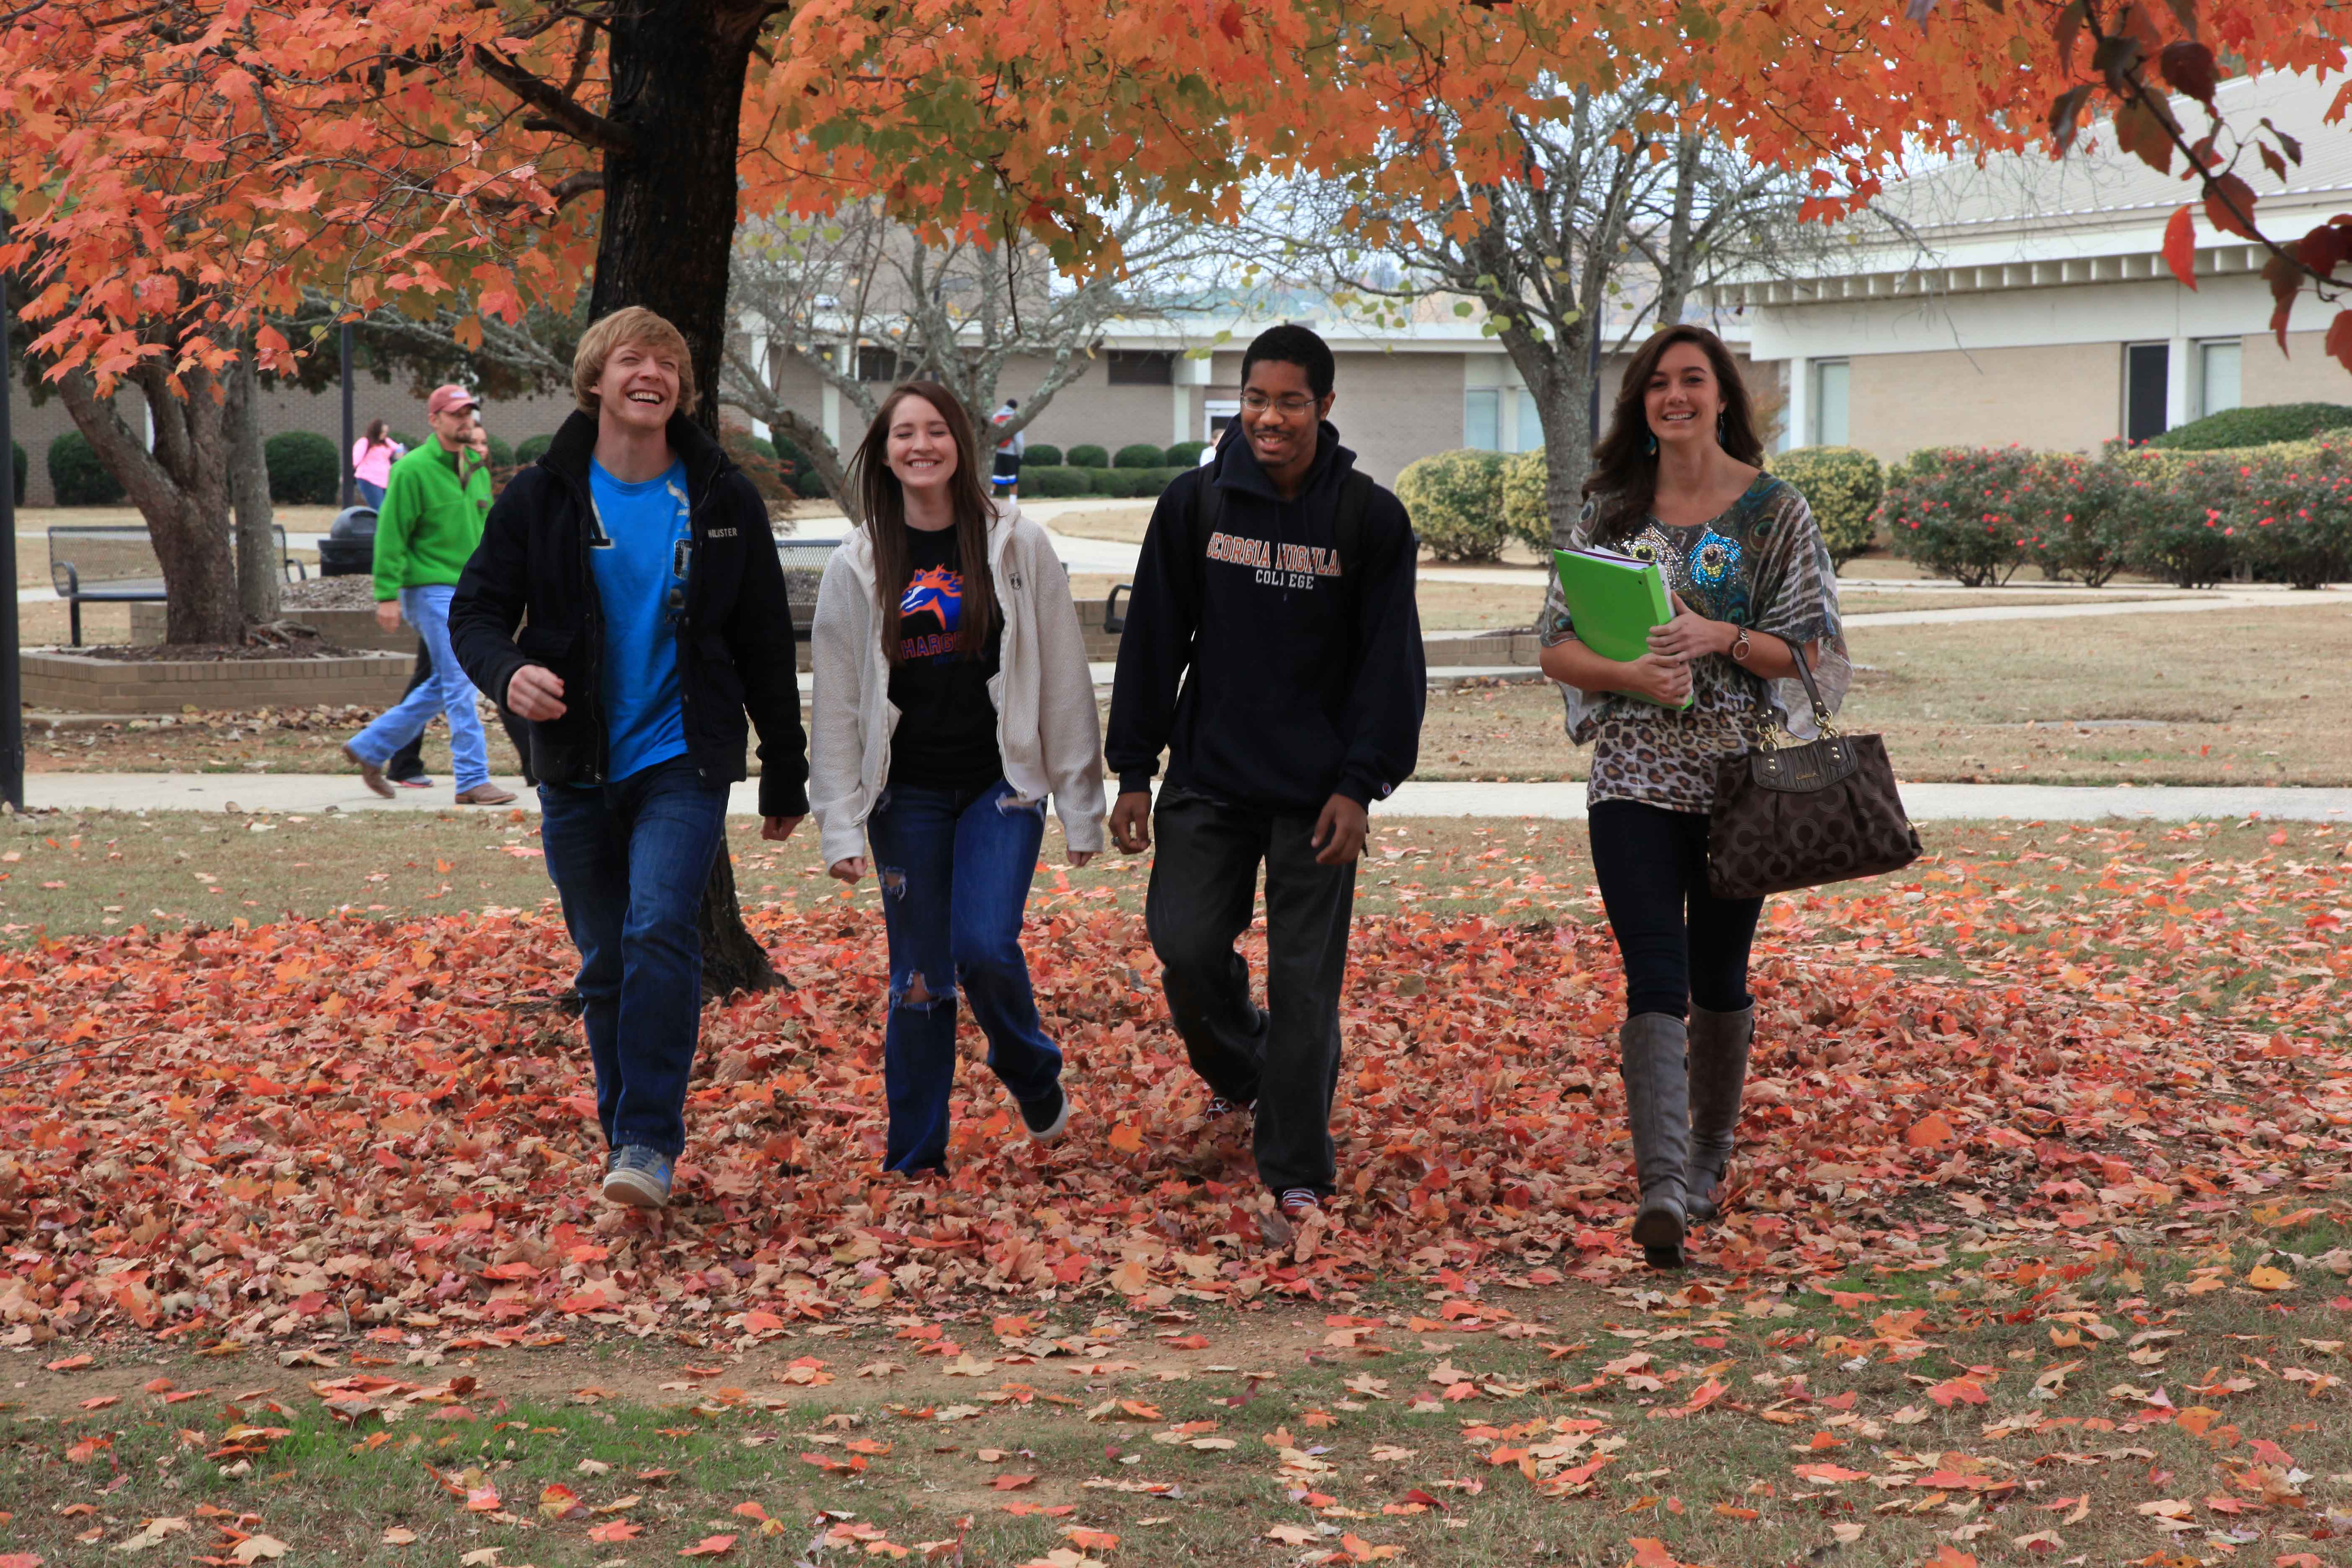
1107,350,1173,385
1464,388,1500,451
2125,342,2170,443
856,345,905,383
1810,360,1850,447
2199,340,2242,419
1516,388,1544,454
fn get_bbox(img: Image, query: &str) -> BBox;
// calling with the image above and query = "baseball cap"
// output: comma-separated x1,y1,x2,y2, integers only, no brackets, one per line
427,384,480,417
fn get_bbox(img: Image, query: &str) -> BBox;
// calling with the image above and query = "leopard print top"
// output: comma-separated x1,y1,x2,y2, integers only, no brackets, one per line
1540,475,1845,814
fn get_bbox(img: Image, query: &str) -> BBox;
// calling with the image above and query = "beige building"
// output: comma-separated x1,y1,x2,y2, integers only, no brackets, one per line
749,312,1660,490
1717,70,2352,462
14,308,1754,508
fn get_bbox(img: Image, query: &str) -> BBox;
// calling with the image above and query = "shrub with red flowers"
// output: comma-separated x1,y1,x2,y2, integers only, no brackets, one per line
2107,448,2241,588
1879,445,2037,586
2019,449,2133,587
1890,438,2352,591
2216,442,2352,591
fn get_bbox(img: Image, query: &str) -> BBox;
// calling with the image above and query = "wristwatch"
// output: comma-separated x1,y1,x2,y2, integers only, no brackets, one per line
1730,626,1752,664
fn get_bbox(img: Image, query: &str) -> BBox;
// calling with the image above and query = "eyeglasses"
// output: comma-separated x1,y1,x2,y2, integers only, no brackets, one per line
1239,392,1320,414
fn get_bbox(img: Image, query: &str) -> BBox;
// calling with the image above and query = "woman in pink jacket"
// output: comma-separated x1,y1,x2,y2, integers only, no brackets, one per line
351,419,404,509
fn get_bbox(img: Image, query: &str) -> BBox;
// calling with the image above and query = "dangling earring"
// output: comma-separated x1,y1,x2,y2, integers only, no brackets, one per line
1716,413,1728,444
1644,431,1658,456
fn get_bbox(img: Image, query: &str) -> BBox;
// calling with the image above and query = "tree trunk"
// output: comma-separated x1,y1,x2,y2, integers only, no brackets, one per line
589,2,751,425
57,365,242,644
593,0,780,997
696,844,779,1001
225,346,281,626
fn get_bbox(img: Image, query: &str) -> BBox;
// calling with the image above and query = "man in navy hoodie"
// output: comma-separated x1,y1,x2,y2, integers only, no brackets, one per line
1106,324,1425,1248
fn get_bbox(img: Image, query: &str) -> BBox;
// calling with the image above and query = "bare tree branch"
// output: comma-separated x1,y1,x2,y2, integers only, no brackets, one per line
469,43,634,155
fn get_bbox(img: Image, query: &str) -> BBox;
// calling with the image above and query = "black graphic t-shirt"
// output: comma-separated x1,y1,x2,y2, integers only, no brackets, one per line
886,525,1004,792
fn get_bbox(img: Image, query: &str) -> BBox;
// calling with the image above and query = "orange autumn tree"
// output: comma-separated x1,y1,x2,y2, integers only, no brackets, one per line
5,0,2347,632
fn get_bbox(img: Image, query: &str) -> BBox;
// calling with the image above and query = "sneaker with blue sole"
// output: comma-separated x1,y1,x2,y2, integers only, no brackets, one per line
602,1145,673,1208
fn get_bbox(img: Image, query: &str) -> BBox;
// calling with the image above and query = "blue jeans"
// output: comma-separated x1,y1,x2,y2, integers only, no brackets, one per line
348,585,490,792
865,777,1062,1173
355,479,387,510
538,757,730,1160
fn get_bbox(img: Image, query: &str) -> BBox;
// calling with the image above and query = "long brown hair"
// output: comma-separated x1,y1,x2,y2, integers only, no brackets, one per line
851,381,998,664
1583,325,1766,542
362,418,390,449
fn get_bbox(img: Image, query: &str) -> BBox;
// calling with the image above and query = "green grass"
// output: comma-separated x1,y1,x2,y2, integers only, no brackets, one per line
7,1218,2347,1567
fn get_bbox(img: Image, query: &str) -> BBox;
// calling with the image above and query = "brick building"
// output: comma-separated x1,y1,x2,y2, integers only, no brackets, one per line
1716,70,2352,461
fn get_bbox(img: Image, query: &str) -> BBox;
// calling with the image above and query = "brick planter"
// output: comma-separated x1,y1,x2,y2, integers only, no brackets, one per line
132,602,413,653
23,649,413,715
1424,630,1543,667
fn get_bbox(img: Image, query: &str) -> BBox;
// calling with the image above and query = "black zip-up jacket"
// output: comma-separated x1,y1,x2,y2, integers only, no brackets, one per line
1104,423,1424,815
449,411,810,817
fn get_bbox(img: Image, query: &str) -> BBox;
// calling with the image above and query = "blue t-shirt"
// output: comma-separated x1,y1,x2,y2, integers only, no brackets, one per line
586,459,692,782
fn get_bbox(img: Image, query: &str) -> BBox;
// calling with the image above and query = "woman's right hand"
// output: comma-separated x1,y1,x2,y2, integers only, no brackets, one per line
828,856,866,883
1621,652,1693,706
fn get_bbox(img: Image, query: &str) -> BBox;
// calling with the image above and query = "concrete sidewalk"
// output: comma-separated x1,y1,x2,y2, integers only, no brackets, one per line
26,772,2352,822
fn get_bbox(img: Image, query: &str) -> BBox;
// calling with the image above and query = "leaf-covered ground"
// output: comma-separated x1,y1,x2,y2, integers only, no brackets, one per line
0,821,2349,1565
1,822,2345,1332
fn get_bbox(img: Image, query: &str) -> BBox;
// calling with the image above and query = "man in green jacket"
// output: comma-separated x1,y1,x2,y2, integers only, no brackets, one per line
342,384,516,805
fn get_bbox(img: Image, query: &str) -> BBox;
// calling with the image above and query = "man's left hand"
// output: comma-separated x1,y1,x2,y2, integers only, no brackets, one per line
761,815,803,842
374,600,402,633
1310,794,1369,866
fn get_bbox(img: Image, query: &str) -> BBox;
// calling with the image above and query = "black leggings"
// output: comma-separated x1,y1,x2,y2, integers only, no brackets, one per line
1588,799,1763,1021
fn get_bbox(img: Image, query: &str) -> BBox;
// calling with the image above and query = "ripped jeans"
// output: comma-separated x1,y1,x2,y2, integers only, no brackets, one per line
864,776,1062,1173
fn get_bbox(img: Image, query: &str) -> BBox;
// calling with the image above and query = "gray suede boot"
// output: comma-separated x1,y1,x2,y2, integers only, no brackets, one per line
1618,1013,1691,1269
1685,1002,1754,1225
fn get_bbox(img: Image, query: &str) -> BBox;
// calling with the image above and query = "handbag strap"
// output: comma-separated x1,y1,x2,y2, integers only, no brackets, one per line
1743,637,1836,748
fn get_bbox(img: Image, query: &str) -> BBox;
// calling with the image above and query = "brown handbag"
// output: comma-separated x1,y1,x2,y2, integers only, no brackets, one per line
1707,651,1921,900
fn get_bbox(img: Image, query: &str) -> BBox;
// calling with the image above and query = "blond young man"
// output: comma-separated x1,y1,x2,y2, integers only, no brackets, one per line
451,307,809,1208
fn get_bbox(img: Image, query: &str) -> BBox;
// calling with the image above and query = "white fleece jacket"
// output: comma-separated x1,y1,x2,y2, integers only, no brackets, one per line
809,503,1107,867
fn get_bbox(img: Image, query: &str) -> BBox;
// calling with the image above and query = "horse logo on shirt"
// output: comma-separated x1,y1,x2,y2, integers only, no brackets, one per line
901,565,962,632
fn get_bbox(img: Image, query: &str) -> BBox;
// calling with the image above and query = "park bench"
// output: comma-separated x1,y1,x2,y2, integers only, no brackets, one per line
49,523,307,646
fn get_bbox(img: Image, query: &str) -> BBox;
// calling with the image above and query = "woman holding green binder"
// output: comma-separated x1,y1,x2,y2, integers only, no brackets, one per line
1536,325,1848,1270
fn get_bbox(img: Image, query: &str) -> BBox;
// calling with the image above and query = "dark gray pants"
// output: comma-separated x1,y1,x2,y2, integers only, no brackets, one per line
1145,791,1357,1197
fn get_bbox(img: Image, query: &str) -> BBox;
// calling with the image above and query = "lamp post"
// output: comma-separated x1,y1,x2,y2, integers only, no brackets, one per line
339,320,355,508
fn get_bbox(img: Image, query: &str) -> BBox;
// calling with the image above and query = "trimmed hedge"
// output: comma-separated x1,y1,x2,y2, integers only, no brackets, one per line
48,431,124,506
1165,440,1209,467
265,431,340,504
1018,465,1092,499
1768,446,1883,566
1067,444,1109,469
2147,402,2352,451
516,433,556,465
792,467,830,500
1113,442,1165,469
720,429,796,514
1396,449,1508,562
10,441,22,508
1499,450,1551,553
1023,443,1063,467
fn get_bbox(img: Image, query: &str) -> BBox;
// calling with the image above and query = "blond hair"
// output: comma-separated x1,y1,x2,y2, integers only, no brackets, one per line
573,306,699,416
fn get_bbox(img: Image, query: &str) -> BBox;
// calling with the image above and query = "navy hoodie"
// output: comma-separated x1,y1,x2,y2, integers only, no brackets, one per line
1104,423,1424,814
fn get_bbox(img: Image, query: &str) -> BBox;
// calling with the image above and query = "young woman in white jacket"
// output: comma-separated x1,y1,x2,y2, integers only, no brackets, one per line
809,382,1107,1174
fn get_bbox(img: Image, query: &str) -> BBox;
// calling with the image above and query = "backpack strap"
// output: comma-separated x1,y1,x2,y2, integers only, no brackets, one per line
1335,468,1375,637
1170,464,1222,659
